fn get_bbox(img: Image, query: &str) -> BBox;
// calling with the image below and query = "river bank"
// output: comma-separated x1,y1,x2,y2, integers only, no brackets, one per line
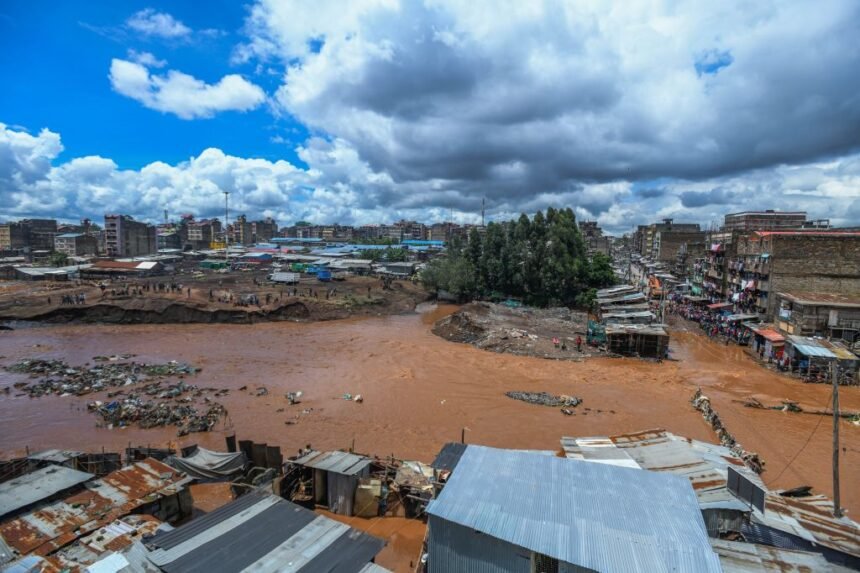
0,275,429,325
1,303,858,518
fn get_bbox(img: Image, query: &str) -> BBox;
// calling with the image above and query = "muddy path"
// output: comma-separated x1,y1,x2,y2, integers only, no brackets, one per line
1,303,858,516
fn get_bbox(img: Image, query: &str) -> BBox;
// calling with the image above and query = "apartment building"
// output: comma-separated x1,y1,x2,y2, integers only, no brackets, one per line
104,215,157,257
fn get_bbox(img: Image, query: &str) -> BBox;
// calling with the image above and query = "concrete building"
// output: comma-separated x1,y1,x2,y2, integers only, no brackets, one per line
653,229,706,262
427,444,721,573
0,219,58,251
54,233,98,256
0,222,28,250
723,210,809,232
580,220,611,256
774,291,860,340
637,219,701,258
250,216,278,243
185,218,222,250
104,215,156,257
734,230,860,319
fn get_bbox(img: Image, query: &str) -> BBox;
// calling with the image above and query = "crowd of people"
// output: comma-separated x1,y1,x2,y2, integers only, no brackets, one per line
665,295,751,345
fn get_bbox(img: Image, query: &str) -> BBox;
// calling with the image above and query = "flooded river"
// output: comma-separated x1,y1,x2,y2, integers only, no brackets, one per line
1,305,858,518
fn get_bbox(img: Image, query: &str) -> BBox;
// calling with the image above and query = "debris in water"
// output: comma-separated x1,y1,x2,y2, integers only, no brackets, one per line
505,391,582,408
6,357,200,398
286,391,303,405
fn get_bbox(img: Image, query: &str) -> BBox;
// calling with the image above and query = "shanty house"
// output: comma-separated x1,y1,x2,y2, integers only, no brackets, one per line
288,450,372,516
0,458,191,563
0,465,94,521
143,491,387,572
426,445,722,573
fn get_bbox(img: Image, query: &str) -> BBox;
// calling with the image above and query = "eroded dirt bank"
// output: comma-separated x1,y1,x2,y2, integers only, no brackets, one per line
432,301,600,359
1,304,858,520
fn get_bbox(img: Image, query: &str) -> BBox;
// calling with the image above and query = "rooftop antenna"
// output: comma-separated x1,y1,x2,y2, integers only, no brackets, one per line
163,208,168,225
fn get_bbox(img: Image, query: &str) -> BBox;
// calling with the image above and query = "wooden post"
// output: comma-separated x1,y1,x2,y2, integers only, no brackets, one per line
461,428,465,444
832,362,842,518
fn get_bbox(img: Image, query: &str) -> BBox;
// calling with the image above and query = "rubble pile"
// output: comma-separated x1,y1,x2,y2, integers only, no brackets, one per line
692,388,764,474
8,356,225,436
7,358,200,397
89,398,227,436
505,391,582,408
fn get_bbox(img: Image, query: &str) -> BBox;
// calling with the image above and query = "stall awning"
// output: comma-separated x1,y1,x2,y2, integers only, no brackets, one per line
752,328,785,343
707,302,733,310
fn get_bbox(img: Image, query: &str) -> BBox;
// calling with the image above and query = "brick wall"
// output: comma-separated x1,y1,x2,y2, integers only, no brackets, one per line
767,235,860,318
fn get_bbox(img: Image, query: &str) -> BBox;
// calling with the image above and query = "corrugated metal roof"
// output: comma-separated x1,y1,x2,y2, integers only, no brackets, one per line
711,538,835,572
0,466,94,519
562,430,860,561
427,445,722,573
0,459,190,558
145,491,384,573
561,430,757,512
786,336,838,358
358,563,393,573
291,451,372,476
26,450,84,464
751,328,784,343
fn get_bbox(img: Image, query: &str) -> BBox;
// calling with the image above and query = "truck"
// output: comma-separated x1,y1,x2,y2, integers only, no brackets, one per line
268,272,300,284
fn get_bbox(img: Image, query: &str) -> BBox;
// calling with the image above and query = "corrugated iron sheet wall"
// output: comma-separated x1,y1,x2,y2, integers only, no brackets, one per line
427,517,532,573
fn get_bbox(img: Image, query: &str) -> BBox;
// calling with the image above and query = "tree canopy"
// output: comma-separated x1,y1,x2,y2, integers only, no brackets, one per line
421,208,615,307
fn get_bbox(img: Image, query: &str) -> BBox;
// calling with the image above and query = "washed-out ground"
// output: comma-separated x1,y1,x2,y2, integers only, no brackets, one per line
1,304,858,571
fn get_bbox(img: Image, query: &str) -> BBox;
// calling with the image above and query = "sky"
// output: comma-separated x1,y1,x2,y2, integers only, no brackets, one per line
1,0,859,234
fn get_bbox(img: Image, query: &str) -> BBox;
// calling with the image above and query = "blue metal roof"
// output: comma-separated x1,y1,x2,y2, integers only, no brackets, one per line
787,335,838,358
427,445,721,573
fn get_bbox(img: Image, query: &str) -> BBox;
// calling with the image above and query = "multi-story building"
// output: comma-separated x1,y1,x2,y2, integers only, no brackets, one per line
23,219,58,251
773,291,860,340
0,222,28,250
185,219,222,250
579,221,611,256
104,215,157,257
54,233,98,256
652,229,705,262
394,220,426,241
638,219,701,258
723,211,809,232
251,217,278,243
0,219,58,251
733,230,860,319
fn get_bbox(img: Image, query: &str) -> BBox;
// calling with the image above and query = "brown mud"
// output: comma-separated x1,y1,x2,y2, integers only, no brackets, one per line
1,303,858,526
432,301,599,359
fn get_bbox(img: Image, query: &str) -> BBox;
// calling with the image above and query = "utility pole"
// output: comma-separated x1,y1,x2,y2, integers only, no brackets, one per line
223,191,230,265
832,361,842,517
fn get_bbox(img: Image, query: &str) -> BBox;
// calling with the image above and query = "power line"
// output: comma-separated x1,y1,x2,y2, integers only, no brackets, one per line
770,388,833,484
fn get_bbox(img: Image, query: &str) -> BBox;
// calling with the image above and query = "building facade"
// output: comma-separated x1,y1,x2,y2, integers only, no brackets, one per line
723,211,808,232
54,233,98,256
733,230,860,319
104,215,157,257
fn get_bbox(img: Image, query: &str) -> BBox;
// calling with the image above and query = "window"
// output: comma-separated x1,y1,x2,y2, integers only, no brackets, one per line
532,553,559,573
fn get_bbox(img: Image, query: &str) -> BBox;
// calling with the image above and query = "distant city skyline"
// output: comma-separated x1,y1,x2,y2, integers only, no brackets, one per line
1,1,859,234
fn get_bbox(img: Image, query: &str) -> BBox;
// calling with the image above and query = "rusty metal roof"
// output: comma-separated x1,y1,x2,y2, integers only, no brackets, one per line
711,538,835,572
561,429,759,512
48,515,166,572
0,458,189,559
561,429,860,561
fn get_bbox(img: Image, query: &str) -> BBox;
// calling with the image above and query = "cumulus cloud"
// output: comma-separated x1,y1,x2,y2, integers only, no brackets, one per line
109,59,266,119
126,48,166,68
2,122,858,234
126,8,191,39
228,0,860,230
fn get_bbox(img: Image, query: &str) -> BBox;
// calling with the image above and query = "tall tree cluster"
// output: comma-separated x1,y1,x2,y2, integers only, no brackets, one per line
421,208,615,307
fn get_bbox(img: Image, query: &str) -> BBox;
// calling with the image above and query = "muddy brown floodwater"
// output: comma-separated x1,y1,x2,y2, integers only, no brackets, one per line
1,304,859,568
